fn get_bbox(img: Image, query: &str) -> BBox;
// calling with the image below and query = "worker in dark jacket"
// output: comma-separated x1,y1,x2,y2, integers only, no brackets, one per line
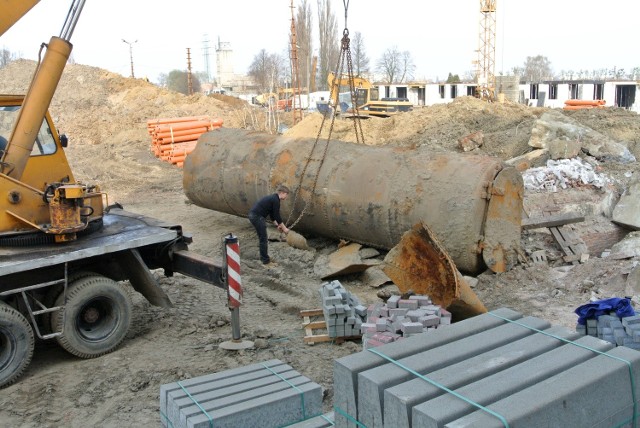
248,185,290,265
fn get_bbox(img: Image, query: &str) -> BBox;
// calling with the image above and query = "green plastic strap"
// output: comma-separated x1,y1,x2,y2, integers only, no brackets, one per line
177,381,215,428
159,410,174,428
488,311,638,427
333,405,368,427
367,348,510,428
261,362,307,420
320,413,336,425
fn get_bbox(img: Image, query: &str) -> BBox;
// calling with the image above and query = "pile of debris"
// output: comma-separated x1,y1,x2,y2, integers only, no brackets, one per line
522,158,610,192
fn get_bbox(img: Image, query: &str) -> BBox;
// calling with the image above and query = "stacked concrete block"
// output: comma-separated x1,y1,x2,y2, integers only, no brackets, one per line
333,308,640,428
577,312,640,350
361,294,452,349
160,359,322,428
320,281,366,338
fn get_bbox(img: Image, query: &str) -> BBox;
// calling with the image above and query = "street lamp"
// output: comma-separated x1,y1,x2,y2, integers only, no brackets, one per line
122,39,137,78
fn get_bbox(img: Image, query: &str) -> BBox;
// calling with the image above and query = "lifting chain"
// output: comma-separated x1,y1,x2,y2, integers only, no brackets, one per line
285,0,364,230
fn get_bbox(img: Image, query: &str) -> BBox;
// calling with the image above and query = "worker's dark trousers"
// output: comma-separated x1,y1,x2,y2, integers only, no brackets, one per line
248,212,270,264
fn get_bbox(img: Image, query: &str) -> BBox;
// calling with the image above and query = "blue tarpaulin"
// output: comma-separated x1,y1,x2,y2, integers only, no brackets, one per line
574,297,635,325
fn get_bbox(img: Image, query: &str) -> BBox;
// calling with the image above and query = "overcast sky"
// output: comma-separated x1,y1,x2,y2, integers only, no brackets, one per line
2,0,638,84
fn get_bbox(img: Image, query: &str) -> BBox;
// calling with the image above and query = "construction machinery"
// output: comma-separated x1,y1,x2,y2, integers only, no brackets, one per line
318,72,413,117
0,0,225,388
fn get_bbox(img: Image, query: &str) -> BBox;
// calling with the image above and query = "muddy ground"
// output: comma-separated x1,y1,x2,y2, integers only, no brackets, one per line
2,60,640,427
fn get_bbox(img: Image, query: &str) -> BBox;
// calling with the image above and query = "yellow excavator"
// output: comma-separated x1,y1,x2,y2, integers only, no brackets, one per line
319,72,413,117
0,0,226,387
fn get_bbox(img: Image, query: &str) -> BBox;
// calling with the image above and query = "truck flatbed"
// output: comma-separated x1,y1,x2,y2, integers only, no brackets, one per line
0,209,179,277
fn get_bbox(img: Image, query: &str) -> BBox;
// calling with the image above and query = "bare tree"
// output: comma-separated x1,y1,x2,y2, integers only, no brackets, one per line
0,48,15,68
248,49,286,94
399,50,415,83
351,31,369,77
522,55,553,82
376,46,414,83
295,0,313,92
317,0,339,90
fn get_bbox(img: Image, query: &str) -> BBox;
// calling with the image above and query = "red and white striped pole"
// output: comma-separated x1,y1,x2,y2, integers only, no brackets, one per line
225,234,242,309
220,234,253,350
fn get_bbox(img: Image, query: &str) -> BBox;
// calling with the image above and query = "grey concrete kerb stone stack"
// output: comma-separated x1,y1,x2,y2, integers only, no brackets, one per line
333,307,640,428
160,359,322,428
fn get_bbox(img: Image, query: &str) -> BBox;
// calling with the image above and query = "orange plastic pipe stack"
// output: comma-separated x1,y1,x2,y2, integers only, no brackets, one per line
147,117,223,166
563,99,606,110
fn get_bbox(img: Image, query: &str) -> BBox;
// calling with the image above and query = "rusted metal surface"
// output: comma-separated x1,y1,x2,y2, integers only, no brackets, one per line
183,128,523,274
382,222,487,320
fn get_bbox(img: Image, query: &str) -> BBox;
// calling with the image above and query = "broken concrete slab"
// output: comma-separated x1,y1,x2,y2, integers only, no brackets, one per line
504,148,549,171
314,243,381,280
548,139,582,160
613,181,640,230
528,110,635,163
609,231,640,258
361,266,393,288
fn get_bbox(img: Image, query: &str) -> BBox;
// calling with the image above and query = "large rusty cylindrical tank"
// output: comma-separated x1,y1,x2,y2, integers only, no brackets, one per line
183,128,523,274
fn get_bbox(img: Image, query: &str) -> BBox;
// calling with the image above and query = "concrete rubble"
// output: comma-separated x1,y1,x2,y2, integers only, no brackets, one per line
522,158,610,192
613,181,640,230
528,110,636,163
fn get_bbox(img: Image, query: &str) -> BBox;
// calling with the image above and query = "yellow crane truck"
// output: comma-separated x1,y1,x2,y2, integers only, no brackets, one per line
0,0,225,387
318,72,413,117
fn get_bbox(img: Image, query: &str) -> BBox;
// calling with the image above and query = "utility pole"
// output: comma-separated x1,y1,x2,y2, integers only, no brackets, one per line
122,39,137,78
186,48,193,95
289,0,303,124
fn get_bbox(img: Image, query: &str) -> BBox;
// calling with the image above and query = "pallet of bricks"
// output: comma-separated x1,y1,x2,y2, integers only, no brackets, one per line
147,116,223,167
309,281,451,348
361,292,451,349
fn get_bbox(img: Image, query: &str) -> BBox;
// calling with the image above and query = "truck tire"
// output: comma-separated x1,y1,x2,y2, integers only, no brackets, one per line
51,275,132,359
0,301,35,388
42,271,102,335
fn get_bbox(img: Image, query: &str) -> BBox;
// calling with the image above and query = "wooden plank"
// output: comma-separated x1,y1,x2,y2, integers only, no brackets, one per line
550,226,589,265
303,334,332,344
303,321,327,330
299,309,324,317
522,212,585,230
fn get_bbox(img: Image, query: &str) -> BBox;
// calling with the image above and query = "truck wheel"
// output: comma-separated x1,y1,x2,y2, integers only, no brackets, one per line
0,301,35,388
51,276,132,359
42,271,101,335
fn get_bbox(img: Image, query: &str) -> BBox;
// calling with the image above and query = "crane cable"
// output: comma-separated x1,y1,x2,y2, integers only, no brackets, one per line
285,0,364,230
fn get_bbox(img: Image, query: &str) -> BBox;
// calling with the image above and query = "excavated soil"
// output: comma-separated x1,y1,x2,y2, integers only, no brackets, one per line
2,59,640,427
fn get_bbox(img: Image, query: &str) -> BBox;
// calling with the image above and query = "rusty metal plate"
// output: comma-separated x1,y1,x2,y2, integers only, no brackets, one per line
382,222,486,319
482,166,524,273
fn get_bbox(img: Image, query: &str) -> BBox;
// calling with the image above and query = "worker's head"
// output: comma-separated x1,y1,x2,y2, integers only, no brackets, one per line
276,185,290,200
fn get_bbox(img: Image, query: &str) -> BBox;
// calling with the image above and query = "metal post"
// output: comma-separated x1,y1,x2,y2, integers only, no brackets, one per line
122,39,137,78
219,233,253,350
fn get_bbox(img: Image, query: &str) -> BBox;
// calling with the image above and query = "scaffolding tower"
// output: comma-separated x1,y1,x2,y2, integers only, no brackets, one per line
477,0,497,101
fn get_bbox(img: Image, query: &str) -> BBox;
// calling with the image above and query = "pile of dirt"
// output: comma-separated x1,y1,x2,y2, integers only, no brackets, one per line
3,60,640,427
